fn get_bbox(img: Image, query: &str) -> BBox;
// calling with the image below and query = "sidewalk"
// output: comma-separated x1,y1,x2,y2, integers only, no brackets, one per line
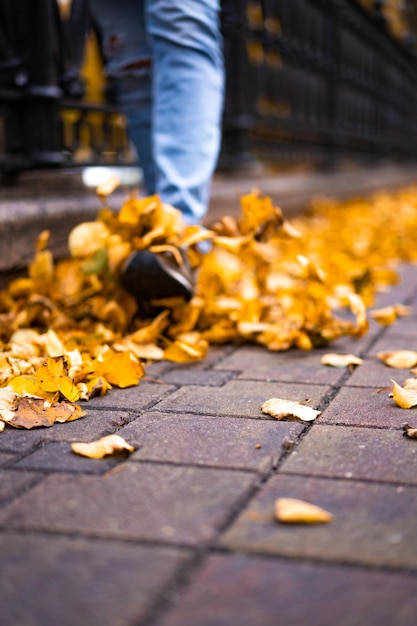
1,165,417,625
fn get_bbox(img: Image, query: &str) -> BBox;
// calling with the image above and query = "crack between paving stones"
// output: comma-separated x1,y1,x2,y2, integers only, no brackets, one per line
210,546,417,576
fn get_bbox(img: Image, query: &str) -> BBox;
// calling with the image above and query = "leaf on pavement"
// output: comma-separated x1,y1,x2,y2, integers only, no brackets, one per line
94,348,145,388
35,356,81,402
320,353,363,368
391,379,417,409
275,498,333,524
403,423,417,439
377,350,417,369
0,387,19,423
262,398,321,422
71,434,135,459
370,304,411,326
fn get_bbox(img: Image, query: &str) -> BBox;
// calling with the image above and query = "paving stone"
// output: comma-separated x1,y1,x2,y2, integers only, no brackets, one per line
383,314,417,338
367,334,417,354
0,409,134,452
280,424,417,484
220,475,417,569
160,368,234,387
372,264,417,307
321,386,405,428
158,553,417,626
13,441,124,474
0,533,190,626
343,357,410,388
0,452,15,467
0,427,42,453
0,464,256,545
214,346,345,385
154,380,330,418
123,412,304,472
86,381,177,411
0,470,41,505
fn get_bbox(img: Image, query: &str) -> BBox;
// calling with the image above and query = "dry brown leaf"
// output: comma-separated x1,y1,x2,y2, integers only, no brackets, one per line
9,397,58,429
391,379,417,409
262,398,321,422
71,434,135,459
403,423,417,439
377,350,417,369
320,353,363,368
275,498,333,524
403,378,417,390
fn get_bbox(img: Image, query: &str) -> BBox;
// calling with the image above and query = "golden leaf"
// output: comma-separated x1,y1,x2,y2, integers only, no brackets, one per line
163,338,208,363
275,498,333,524
71,434,135,459
391,379,417,409
68,222,110,258
262,398,321,422
320,353,363,368
95,348,145,387
96,175,120,197
35,356,81,402
370,306,397,325
377,350,417,369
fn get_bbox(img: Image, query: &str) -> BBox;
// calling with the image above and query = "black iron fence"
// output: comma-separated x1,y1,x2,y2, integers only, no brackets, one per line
1,0,417,174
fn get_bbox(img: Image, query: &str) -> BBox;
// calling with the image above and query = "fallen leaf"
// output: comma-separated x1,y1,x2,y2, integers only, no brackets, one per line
9,397,57,429
71,434,135,459
35,356,81,402
391,379,417,409
403,423,417,439
320,353,363,368
369,305,408,326
275,498,333,524
377,350,417,369
0,387,18,423
94,348,145,388
262,398,321,422
96,175,120,197
403,378,417,390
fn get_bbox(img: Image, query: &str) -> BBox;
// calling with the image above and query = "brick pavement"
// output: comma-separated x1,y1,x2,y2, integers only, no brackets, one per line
1,273,417,622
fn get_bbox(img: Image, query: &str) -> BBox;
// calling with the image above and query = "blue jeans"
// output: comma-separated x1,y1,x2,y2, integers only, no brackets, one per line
89,0,225,224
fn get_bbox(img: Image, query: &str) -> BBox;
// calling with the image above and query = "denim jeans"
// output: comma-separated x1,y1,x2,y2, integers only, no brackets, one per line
89,0,225,224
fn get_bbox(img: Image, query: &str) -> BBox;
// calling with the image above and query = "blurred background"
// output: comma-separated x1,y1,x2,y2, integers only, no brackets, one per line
1,0,417,186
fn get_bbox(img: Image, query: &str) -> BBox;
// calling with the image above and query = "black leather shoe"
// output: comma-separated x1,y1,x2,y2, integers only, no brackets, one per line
121,248,195,302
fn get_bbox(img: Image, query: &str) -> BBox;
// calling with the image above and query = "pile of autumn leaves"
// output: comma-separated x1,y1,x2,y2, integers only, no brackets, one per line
1,179,417,431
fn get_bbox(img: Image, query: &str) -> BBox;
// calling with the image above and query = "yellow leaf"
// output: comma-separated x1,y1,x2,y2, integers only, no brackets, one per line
377,350,417,369
275,498,333,524
163,339,208,363
95,348,145,387
9,375,59,402
320,353,363,368
68,222,110,258
96,175,120,197
35,356,81,402
71,434,135,459
403,378,417,390
391,379,417,409
262,398,321,422
370,306,398,325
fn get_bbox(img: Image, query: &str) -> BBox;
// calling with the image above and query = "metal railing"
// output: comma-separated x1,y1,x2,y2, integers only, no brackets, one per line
1,0,417,175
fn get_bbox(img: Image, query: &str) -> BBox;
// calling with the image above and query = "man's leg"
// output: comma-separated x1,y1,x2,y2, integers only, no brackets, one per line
145,0,225,224
88,0,157,194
